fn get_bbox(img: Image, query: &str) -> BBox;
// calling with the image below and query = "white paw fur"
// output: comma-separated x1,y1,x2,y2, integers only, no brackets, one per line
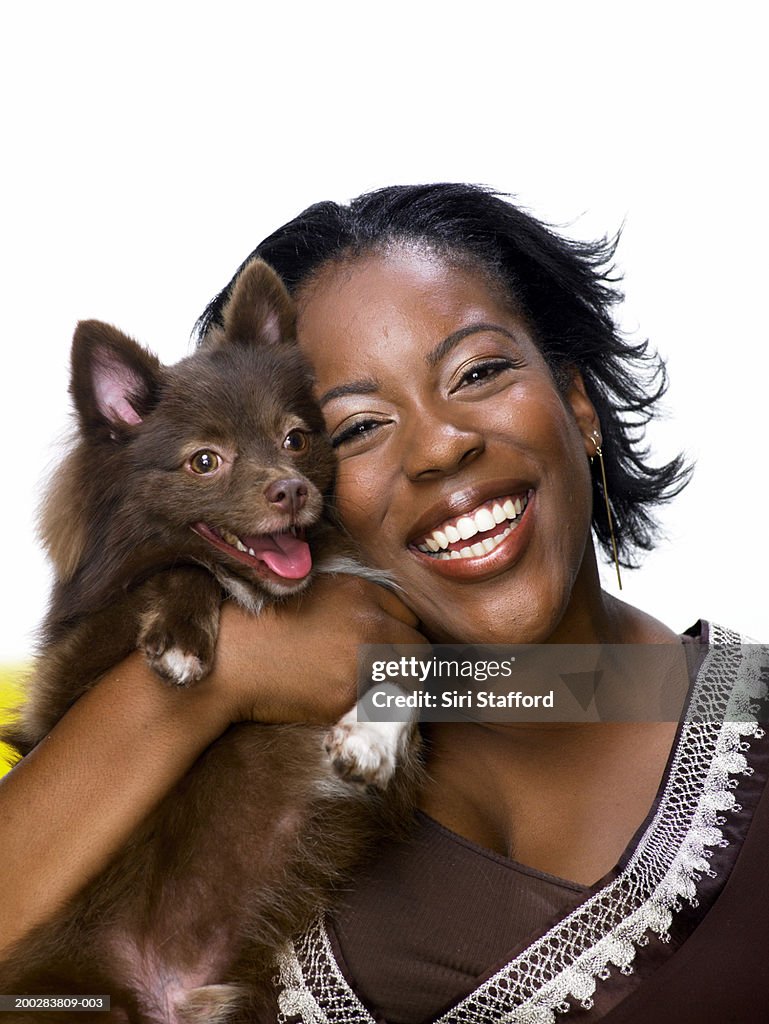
155,647,205,686
324,709,410,790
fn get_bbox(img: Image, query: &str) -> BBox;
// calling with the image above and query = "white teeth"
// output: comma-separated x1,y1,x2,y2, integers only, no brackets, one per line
417,493,530,556
456,517,478,541
248,547,255,556
429,530,510,561
474,508,496,532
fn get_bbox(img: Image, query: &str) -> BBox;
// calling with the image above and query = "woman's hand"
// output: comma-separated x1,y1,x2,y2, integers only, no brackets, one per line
210,575,425,726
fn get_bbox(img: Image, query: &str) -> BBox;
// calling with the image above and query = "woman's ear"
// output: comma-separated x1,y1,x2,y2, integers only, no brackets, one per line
564,369,601,456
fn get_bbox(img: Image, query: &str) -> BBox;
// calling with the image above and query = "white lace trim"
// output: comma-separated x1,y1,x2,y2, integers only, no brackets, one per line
275,626,768,1023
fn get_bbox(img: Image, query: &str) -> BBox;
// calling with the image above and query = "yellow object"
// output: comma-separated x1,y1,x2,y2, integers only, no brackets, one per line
0,665,28,776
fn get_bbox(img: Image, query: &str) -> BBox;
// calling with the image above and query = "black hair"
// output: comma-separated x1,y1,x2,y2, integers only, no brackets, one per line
195,183,692,566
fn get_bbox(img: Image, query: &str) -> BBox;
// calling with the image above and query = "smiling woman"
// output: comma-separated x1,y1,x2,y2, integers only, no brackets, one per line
193,184,769,1023
197,186,689,651
295,249,601,644
1,185,767,1024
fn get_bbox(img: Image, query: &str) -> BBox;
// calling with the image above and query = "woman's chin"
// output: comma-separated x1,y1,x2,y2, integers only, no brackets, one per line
402,576,572,647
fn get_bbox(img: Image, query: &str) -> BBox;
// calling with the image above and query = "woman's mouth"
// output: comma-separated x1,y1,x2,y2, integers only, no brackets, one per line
411,491,530,559
408,489,534,580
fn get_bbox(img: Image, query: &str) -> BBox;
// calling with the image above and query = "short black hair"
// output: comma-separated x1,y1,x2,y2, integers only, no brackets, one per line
195,183,692,566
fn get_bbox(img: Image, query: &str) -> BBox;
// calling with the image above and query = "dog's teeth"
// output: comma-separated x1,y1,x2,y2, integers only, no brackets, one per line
221,528,249,553
248,547,255,556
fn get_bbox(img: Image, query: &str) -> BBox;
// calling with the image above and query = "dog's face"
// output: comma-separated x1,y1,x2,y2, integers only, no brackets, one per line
65,260,337,598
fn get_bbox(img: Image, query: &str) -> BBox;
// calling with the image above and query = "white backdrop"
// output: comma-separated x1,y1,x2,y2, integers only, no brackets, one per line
1,2,766,659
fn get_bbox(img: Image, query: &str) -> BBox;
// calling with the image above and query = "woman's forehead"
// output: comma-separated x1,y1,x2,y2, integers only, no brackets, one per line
298,244,511,312
295,248,522,381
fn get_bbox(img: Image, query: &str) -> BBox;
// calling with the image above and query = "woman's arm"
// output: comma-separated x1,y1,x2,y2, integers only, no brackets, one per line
0,653,228,955
0,576,422,955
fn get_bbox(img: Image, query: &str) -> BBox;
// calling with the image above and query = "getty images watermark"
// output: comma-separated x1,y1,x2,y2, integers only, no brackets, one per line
369,653,553,711
355,643,769,724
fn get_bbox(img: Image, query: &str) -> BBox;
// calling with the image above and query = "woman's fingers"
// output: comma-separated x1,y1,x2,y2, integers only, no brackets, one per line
375,587,421,628
210,576,426,726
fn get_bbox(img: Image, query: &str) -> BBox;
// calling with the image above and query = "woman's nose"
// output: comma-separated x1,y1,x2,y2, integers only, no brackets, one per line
400,410,484,481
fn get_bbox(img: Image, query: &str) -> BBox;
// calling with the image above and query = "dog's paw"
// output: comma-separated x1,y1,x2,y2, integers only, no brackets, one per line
324,710,405,790
148,646,207,687
138,613,214,687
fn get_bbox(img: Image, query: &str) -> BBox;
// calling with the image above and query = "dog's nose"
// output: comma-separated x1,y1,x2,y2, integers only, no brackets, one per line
265,478,308,515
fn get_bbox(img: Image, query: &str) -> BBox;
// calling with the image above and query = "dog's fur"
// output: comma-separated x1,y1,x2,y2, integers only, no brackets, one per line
1,261,421,1023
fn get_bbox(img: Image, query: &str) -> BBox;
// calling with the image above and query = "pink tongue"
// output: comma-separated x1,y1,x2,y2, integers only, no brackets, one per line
243,531,312,580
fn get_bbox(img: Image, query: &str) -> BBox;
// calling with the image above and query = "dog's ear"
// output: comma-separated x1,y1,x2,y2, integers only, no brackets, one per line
70,321,162,437
217,258,296,349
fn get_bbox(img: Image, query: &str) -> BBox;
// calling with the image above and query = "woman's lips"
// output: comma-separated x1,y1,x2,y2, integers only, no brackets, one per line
411,491,530,554
408,490,535,581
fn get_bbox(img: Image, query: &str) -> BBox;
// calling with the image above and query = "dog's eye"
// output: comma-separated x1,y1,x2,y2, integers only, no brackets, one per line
283,429,309,452
189,450,221,474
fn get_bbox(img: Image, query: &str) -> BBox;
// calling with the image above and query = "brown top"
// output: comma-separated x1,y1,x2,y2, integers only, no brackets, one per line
329,811,588,1023
291,623,769,1024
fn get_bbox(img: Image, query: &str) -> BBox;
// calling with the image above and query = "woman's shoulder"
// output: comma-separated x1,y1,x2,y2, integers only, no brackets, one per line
606,595,687,644
609,599,763,649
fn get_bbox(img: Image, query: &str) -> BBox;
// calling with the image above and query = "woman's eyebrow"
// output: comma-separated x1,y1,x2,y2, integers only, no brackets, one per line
318,379,381,408
426,323,518,368
318,324,516,406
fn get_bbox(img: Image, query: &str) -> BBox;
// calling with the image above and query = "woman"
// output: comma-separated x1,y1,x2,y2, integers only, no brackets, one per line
2,185,767,1022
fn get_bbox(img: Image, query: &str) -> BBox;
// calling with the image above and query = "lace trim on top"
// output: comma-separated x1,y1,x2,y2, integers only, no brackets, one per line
274,625,768,1024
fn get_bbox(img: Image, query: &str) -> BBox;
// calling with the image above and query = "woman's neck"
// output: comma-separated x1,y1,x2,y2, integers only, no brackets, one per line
418,715,680,885
537,543,680,647
418,579,685,885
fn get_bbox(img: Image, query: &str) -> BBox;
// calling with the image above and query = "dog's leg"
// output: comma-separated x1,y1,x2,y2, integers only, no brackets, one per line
324,708,418,790
138,567,222,687
315,548,420,790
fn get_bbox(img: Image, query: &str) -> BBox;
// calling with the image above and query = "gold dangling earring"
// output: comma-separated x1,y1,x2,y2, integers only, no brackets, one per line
590,429,623,591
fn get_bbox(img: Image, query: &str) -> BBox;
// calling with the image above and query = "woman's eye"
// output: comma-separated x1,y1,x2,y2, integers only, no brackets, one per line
331,419,385,449
454,359,518,391
283,429,309,452
188,450,221,474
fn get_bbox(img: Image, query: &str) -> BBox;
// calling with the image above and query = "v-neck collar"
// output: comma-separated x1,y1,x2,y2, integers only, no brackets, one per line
275,625,767,1024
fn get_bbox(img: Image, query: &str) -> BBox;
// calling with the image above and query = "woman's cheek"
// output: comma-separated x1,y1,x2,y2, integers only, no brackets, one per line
334,461,383,550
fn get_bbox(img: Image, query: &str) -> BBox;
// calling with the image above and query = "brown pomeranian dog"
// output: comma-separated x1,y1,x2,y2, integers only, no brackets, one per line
1,260,421,1023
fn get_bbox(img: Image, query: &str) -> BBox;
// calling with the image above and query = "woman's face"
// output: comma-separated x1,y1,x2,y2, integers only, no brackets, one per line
296,248,602,644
